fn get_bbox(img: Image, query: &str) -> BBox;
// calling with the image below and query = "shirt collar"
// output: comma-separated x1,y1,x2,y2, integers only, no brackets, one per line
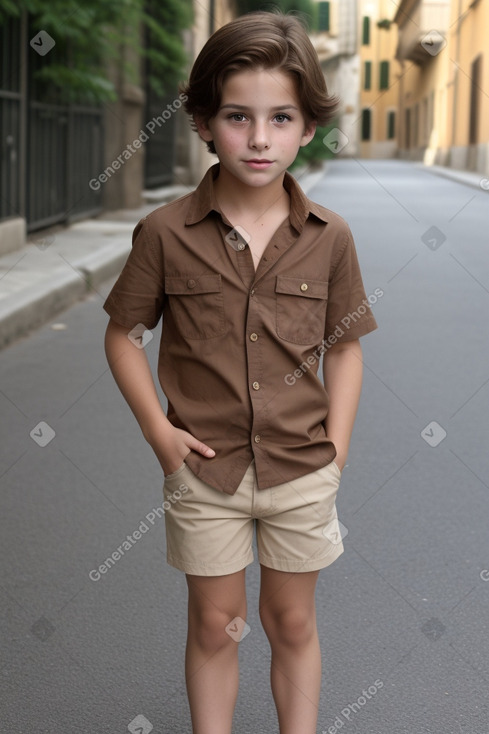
185,162,329,232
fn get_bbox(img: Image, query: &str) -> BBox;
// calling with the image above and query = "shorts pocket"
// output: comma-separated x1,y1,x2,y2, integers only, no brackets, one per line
165,274,228,339
331,461,342,479
275,275,328,344
164,462,187,483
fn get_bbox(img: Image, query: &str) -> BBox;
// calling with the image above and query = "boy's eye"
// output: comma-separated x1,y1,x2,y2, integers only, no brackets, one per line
228,113,247,122
274,114,291,123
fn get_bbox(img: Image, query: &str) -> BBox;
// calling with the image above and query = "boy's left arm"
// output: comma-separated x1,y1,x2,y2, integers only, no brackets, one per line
322,339,363,472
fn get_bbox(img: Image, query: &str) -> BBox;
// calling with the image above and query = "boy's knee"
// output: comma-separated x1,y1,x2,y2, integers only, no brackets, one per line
260,605,315,647
189,606,246,652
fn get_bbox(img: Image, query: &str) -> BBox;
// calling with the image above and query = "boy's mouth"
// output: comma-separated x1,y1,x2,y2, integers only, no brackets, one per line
244,159,273,169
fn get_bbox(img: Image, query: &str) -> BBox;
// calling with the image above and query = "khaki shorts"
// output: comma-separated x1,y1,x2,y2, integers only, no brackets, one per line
163,460,344,576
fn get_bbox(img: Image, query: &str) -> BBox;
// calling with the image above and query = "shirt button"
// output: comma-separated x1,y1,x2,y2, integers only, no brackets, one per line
252,381,260,390
254,434,261,443
237,243,245,251
300,282,308,291
249,333,258,341
250,289,255,296
187,279,196,289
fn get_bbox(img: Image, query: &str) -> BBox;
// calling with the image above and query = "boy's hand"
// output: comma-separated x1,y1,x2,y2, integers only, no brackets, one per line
147,425,215,476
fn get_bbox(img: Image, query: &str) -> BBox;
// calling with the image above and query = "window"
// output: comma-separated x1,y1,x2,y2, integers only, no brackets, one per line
413,103,419,147
361,109,371,141
387,111,395,139
422,97,429,145
405,108,411,148
318,1,330,32
362,16,370,45
364,61,372,90
379,61,389,90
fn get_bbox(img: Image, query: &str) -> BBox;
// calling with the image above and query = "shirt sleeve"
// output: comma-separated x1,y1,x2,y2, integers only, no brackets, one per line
324,225,378,342
103,216,165,331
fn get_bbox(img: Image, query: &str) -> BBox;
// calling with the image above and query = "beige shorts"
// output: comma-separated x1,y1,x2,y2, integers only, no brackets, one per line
163,459,344,576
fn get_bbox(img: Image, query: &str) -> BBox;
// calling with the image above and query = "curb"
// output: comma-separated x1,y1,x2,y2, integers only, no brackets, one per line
0,270,86,350
0,239,135,351
417,163,489,192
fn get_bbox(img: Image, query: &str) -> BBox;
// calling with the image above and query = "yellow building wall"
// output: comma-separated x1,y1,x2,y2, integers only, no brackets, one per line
398,48,450,162
447,0,489,148
359,0,401,158
395,0,488,172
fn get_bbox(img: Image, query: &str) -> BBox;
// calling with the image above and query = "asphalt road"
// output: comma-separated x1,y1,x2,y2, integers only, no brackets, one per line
1,160,488,733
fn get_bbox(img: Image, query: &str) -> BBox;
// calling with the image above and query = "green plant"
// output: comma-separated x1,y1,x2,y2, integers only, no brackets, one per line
289,122,340,170
235,0,316,29
0,0,192,103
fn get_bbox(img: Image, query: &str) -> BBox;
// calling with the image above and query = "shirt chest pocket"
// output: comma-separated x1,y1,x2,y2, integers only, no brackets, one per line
275,275,329,345
165,274,228,339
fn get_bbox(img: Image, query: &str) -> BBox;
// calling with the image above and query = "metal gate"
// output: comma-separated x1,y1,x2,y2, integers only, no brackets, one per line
0,13,104,232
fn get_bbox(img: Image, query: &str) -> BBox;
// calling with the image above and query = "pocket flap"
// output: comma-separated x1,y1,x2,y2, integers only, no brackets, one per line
165,274,222,295
275,275,328,299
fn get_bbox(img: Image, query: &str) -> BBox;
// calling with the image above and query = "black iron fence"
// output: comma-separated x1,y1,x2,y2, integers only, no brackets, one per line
0,14,103,232
27,102,103,230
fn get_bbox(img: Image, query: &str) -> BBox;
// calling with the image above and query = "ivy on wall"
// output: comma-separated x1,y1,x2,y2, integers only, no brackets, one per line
0,0,192,103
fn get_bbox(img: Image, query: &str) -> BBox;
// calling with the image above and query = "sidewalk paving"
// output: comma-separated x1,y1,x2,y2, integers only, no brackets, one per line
0,162,485,350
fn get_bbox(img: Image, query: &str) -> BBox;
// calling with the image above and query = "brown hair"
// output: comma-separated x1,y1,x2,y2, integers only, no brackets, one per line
180,11,338,154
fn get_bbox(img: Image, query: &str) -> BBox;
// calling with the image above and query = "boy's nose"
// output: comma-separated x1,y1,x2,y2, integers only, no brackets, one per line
249,122,270,150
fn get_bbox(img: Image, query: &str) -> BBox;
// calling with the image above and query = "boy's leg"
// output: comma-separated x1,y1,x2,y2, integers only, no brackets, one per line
259,565,321,734
185,569,247,734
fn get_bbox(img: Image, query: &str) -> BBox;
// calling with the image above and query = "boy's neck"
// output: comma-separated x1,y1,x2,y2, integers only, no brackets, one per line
213,165,289,220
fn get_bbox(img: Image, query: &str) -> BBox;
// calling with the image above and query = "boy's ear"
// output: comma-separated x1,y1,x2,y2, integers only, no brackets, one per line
194,115,214,143
299,121,317,148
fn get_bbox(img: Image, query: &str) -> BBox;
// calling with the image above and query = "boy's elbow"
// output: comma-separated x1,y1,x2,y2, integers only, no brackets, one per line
104,318,129,354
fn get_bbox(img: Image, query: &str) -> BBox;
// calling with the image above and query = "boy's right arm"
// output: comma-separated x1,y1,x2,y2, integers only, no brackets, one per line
104,318,215,475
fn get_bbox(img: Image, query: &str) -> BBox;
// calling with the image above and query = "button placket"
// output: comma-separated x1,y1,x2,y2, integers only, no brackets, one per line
246,281,266,454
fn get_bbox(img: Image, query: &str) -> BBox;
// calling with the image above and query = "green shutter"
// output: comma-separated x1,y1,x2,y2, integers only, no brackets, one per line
364,61,372,90
387,111,395,139
380,61,389,90
318,2,330,32
362,17,370,45
361,109,371,141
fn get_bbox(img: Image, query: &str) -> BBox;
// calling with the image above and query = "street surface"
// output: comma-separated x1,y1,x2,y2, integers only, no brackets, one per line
1,160,488,733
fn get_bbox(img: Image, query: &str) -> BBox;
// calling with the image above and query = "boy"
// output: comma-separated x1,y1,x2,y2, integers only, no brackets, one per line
103,11,377,734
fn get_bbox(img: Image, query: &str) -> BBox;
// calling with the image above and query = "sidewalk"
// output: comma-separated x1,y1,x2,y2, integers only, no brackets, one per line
0,162,485,350
0,186,189,350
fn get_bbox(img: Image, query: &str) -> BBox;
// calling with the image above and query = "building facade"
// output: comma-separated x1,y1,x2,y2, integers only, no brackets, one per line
394,0,489,174
358,0,401,158
310,0,362,156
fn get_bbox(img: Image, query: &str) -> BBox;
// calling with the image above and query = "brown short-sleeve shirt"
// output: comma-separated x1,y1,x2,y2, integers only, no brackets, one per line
103,164,377,494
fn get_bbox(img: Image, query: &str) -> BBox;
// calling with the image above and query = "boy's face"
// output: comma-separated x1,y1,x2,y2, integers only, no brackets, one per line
195,67,316,188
